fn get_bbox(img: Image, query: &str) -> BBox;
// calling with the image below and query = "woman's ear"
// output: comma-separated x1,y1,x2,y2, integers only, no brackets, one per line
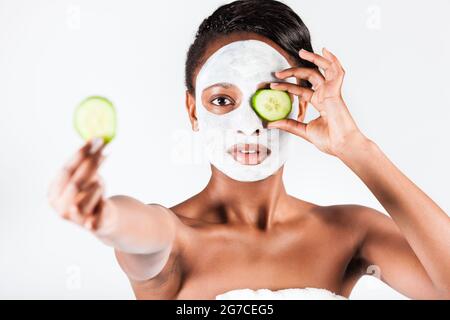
298,97,308,123
295,79,308,122
185,90,199,131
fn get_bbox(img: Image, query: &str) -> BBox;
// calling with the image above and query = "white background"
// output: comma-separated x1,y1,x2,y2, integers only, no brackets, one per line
1,0,449,299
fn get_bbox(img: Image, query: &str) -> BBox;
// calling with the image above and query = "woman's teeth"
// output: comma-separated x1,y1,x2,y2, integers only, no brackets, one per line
240,150,257,154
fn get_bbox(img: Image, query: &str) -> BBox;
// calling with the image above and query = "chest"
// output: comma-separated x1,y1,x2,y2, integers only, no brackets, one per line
176,226,355,299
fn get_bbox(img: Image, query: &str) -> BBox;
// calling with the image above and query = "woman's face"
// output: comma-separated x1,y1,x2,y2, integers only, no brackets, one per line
194,39,300,182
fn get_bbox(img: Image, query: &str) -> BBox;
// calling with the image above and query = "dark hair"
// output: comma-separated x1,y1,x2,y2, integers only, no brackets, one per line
185,0,316,95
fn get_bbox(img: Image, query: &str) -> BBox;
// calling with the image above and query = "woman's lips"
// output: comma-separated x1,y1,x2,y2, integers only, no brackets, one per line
227,143,271,165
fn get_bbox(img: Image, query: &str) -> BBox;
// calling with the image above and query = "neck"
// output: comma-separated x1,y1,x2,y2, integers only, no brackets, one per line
202,165,289,230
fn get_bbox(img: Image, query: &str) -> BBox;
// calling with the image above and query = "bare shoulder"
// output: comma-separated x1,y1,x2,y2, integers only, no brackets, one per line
309,203,397,294
311,203,403,262
310,203,394,234
285,198,384,255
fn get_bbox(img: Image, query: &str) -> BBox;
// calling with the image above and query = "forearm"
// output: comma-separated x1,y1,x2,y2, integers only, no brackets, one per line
338,134,450,292
93,195,176,255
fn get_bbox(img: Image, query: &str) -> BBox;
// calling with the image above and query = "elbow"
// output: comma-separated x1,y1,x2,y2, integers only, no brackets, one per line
431,280,450,299
114,245,173,282
435,285,450,300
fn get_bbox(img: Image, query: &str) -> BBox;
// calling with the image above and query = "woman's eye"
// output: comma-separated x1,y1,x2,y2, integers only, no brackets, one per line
210,96,233,107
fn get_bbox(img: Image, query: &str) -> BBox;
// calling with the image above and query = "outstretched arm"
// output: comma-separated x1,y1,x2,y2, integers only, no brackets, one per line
101,196,179,281
48,139,179,281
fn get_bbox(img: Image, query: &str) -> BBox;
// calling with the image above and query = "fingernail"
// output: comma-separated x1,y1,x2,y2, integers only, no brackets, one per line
89,137,103,154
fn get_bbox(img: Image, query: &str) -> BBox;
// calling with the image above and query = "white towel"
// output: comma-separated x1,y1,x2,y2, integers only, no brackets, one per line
215,287,348,300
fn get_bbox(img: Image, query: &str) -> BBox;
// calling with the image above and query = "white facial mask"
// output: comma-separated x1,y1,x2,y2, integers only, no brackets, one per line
195,40,299,182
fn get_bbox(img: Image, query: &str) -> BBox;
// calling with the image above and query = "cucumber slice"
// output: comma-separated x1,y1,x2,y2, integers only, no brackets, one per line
74,96,116,144
251,89,292,122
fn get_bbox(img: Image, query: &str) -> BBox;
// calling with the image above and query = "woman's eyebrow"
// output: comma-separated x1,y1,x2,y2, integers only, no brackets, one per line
204,82,233,90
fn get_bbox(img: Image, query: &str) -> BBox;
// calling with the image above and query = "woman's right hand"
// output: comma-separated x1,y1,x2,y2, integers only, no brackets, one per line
48,139,180,281
47,138,107,231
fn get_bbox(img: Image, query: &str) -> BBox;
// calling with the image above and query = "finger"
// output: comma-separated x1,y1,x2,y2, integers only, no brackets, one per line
67,204,85,225
74,179,100,206
84,200,104,231
74,170,105,212
83,215,96,231
55,181,79,219
82,171,104,191
267,119,309,141
322,48,345,76
48,142,92,200
56,166,103,220
64,140,97,174
270,82,326,114
322,47,338,63
70,150,105,191
48,138,103,201
299,48,332,70
61,180,101,224
270,82,315,104
62,138,104,179
78,183,103,216
275,67,325,88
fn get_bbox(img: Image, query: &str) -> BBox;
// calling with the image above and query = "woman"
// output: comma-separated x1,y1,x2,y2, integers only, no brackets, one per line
47,0,450,299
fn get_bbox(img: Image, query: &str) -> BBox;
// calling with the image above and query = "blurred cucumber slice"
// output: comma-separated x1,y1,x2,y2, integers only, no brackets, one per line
74,96,116,144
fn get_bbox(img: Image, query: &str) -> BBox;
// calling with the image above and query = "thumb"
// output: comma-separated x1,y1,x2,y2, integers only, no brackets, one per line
267,119,309,142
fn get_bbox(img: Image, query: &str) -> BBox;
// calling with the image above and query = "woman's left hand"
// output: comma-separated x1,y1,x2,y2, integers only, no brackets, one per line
268,48,367,157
